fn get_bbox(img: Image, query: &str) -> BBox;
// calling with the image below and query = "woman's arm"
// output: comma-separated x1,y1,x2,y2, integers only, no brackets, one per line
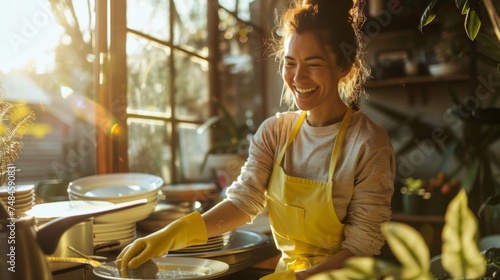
202,200,252,237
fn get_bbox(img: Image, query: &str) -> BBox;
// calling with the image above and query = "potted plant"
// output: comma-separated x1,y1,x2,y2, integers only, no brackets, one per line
197,100,255,189
419,0,500,71
418,0,500,236
309,189,500,279
401,173,460,216
400,177,427,215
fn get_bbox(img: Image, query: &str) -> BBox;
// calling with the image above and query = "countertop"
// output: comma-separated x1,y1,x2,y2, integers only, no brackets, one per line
52,214,280,280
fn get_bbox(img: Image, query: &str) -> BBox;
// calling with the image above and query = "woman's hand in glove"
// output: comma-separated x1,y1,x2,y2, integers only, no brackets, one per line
116,211,207,277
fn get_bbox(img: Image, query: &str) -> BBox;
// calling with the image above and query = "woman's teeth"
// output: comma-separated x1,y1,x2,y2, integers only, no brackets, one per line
296,87,317,94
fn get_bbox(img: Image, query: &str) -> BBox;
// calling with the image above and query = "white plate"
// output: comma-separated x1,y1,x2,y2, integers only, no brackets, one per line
161,183,217,193
160,183,218,203
94,235,136,252
94,222,136,234
93,201,157,224
0,191,34,200
5,195,34,206
69,173,163,200
0,185,35,195
93,257,229,279
94,230,136,243
26,200,113,219
69,190,159,203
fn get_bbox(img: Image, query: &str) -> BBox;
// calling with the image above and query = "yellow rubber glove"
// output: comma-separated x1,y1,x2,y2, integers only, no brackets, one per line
116,211,207,278
260,270,296,280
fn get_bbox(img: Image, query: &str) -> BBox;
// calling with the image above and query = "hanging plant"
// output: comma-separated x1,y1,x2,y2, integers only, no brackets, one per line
0,90,35,186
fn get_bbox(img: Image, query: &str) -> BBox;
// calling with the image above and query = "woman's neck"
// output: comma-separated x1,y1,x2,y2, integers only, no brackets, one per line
306,102,348,127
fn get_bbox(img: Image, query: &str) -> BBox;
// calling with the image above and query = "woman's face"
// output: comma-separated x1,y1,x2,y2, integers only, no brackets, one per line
282,32,346,113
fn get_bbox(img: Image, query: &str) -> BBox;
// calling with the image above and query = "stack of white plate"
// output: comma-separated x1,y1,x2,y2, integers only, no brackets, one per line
26,200,140,252
172,231,233,253
137,201,203,233
160,183,218,203
0,185,35,217
93,222,137,251
26,200,113,223
67,173,164,250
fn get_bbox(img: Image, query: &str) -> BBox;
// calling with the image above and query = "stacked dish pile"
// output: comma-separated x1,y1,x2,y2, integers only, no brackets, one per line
172,231,234,253
0,185,35,217
159,183,219,204
137,202,196,233
138,183,218,233
67,173,164,251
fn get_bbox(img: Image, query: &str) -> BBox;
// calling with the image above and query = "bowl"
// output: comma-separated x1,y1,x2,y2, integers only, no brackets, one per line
428,62,465,76
68,173,164,201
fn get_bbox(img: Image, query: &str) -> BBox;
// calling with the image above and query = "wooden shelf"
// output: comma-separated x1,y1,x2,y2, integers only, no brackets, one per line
392,212,444,223
366,74,470,88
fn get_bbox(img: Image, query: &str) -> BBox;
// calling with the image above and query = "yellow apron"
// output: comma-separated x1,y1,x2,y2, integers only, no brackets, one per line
267,108,353,272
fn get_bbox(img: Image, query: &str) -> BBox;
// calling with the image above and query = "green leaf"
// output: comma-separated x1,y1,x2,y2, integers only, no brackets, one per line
455,0,468,11
475,32,500,62
461,0,470,15
462,158,480,193
308,258,400,280
441,189,486,278
381,222,432,279
419,0,438,32
465,8,482,40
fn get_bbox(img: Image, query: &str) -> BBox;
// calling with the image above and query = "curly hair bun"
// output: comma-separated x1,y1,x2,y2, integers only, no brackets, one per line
301,0,354,22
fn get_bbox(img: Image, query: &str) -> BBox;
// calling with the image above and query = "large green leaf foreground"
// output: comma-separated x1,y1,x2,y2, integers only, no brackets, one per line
309,189,487,279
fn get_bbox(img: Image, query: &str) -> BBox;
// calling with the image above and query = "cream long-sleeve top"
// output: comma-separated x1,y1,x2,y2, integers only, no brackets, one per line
225,109,396,257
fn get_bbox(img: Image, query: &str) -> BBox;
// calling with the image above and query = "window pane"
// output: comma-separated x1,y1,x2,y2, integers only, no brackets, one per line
0,1,97,183
218,0,236,12
128,118,172,183
173,0,208,57
219,13,264,126
219,0,260,26
127,34,171,117
127,0,170,41
237,0,258,24
177,123,209,181
173,50,210,121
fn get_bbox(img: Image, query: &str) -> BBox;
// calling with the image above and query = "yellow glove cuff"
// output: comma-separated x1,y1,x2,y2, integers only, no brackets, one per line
180,210,208,246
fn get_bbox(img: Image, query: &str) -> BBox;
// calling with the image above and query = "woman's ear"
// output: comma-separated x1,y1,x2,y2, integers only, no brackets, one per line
340,64,352,78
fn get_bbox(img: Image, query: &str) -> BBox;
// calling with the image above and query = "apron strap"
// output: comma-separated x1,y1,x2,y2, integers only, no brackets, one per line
328,107,353,182
276,108,353,180
276,111,307,165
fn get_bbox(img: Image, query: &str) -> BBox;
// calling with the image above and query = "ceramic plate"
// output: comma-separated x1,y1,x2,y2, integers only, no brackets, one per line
69,173,163,200
94,222,136,234
93,257,229,279
94,235,136,253
93,200,157,224
94,228,137,242
0,185,34,195
26,200,113,219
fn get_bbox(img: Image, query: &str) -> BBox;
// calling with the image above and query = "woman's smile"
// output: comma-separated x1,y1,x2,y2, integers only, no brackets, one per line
283,32,347,123
295,86,318,94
